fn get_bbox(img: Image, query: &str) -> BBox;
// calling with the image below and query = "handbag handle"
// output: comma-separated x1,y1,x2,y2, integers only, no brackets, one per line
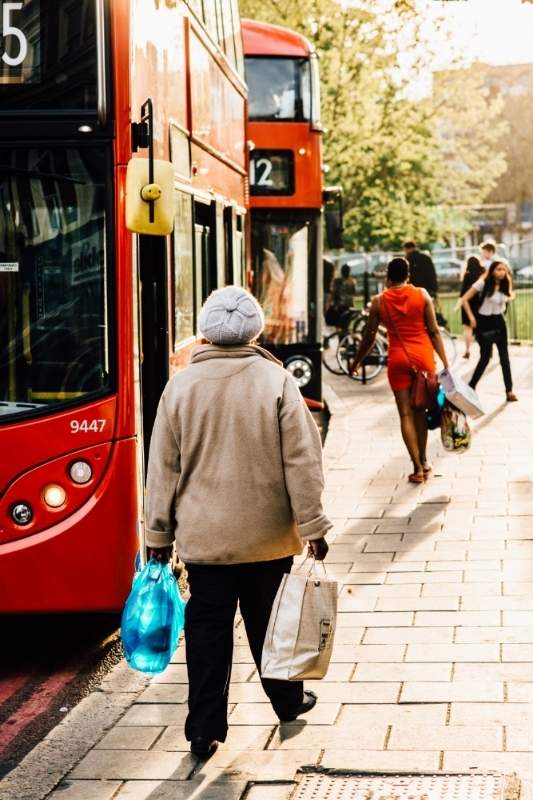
380,292,417,373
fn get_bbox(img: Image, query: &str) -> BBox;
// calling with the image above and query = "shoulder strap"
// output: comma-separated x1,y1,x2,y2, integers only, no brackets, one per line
381,293,417,373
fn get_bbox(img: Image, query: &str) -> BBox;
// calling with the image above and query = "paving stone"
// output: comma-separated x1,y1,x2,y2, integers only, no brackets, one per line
386,571,464,584
228,703,339,725
70,749,197,780
414,611,501,626
449,703,533,726
376,597,459,611
454,626,533,644
503,644,533,661
320,750,440,771
115,778,247,800
155,725,273,752
151,665,189,684
247,785,298,800
118,704,188,728
405,643,499,662
422,582,502,597
400,682,503,703
352,663,451,682
336,612,414,627
269,724,387,750
461,596,533,610
337,597,377,612
339,584,423,597
331,572,387,585
48,781,122,800
303,682,400,703
330,644,405,662
135,684,188,704
333,627,365,644
387,724,502,751
195,749,321,781
442,751,533,778
363,627,454,644
338,702,447,727
508,684,533,702
95,726,164,750
454,663,533,682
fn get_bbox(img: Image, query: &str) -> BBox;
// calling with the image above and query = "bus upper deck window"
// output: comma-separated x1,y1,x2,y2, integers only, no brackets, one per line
246,57,312,123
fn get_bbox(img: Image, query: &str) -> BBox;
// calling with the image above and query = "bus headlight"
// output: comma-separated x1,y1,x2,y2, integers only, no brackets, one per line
43,485,66,508
70,461,93,484
285,356,314,388
12,503,33,525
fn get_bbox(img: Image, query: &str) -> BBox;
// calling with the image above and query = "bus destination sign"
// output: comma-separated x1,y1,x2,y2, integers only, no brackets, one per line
250,149,295,197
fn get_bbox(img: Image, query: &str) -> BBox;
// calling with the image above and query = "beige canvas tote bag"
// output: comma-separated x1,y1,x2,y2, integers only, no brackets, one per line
261,564,337,681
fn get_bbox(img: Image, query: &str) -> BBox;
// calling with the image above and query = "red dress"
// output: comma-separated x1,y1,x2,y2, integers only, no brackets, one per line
380,285,436,392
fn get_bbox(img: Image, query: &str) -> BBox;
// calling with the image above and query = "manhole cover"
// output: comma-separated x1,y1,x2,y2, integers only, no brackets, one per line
295,774,505,800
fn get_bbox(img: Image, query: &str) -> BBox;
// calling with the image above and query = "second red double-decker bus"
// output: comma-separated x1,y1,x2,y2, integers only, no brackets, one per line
242,19,325,403
0,0,247,613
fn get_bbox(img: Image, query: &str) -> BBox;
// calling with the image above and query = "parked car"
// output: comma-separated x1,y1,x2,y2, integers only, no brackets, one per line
433,258,462,281
515,265,533,281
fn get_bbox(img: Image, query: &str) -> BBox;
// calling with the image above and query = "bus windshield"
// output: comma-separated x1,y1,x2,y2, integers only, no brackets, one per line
246,57,312,122
0,147,110,419
0,0,99,112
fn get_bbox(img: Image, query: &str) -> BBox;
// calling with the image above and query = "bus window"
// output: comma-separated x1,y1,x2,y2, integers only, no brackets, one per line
229,0,245,79
218,0,237,70
252,218,313,345
173,191,194,345
0,146,110,419
194,200,215,301
245,57,311,122
0,0,104,112
201,0,219,50
310,53,321,127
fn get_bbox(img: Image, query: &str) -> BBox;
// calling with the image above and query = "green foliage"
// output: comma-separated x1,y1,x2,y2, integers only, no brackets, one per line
240,0,508,250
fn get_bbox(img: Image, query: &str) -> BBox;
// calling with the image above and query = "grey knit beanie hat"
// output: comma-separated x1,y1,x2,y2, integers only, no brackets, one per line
198,286,264,345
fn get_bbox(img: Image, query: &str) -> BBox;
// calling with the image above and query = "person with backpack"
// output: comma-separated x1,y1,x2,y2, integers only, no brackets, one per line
461,261,517,402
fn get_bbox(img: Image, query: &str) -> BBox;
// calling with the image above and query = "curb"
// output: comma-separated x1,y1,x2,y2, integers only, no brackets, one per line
0,661,151,800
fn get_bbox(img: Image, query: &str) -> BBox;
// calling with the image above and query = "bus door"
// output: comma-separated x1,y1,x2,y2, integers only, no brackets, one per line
194,199,216,301
223,205,246,287
138,235,169,471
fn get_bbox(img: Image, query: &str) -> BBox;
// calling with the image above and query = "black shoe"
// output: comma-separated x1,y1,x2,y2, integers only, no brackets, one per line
190,737,218,756
278,690,318,722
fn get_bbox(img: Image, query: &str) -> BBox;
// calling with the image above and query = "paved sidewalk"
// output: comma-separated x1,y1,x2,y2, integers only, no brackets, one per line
50,346,533,799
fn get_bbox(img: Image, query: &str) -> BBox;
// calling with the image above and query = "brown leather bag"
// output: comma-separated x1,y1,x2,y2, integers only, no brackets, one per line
381,293,440,412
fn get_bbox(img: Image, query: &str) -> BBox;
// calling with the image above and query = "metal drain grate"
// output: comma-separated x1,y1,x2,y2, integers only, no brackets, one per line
294,774,505,800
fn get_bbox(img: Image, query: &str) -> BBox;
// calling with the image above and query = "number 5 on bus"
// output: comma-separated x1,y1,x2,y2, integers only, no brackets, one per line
1,3,28,68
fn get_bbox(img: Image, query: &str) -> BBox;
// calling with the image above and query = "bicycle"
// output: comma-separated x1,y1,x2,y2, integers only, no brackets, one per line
336,322,456,382
322,307,368,376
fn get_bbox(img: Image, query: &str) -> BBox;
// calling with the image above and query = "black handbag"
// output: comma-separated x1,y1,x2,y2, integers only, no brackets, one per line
476,326,501,345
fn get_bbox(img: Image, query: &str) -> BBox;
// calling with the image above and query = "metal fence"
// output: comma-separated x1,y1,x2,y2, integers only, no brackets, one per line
331,239,533,343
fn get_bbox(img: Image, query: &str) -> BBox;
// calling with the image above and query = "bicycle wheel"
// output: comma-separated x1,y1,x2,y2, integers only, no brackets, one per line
322,331,345,375
337,333,386,382
439,327,457,369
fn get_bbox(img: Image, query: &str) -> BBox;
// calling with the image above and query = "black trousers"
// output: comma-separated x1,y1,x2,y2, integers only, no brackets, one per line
470,314,513,394
183,557,303,742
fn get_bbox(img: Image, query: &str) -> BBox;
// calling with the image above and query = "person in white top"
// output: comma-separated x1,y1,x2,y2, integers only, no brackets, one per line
480,240,497,270
461,261,517,402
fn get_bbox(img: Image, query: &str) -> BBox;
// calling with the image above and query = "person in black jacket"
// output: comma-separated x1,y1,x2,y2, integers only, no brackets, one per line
403,240,438,299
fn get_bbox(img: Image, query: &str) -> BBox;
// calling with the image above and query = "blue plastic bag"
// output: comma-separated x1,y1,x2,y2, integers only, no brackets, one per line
121,559,186,674
426,386,446,430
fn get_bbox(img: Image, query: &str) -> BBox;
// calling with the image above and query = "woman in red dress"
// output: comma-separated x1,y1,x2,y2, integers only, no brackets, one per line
350,258,449,483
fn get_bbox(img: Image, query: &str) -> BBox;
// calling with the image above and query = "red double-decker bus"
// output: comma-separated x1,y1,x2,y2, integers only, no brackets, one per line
0,0,247,612
242,19,327,403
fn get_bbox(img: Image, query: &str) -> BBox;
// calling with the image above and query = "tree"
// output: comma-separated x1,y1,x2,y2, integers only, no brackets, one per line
240,0,508,250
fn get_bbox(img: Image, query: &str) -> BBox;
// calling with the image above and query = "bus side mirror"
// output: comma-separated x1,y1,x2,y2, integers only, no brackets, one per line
323,185,344,250
325,209,344,249
125,158,174,236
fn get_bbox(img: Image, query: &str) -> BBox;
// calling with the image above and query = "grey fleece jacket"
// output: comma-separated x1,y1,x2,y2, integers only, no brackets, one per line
144,343,332,564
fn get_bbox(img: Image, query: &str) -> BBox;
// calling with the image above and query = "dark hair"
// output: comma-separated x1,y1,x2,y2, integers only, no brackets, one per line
340,264,351,278
465,255,484,279
482,261,512,298
387,257,409,283
403,240,417,250
480,240,496,254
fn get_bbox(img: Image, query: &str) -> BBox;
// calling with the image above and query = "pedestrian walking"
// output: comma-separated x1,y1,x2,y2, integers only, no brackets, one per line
461,261,518,402
144,286,332,757
480,239,497,269
350,258,449,483
455,254,485,360
403,239,438,299
326,263,357,325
